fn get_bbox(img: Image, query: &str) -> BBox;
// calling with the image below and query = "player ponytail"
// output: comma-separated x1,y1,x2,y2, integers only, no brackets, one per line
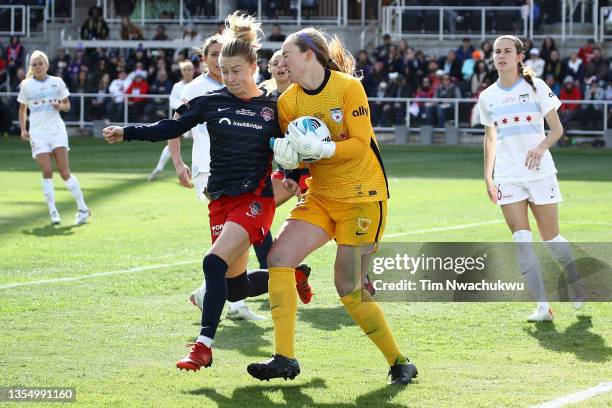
494,35,537,92
195,34,223,59
221,11,262,64
289,28,358,78
24,50,49,84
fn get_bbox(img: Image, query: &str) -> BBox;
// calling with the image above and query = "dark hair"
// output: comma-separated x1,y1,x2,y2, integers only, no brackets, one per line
494,35,536,92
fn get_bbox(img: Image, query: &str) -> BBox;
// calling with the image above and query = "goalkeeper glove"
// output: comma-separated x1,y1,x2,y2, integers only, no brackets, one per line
285,122,335,160
270,137,299,170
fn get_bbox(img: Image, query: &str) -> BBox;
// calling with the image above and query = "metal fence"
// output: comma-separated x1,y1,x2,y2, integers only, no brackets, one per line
101,0,380,27
382,0,601,42
0,92,608,140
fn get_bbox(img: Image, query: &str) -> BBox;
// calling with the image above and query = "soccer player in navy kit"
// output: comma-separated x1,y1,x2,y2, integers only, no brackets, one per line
104,13,283,371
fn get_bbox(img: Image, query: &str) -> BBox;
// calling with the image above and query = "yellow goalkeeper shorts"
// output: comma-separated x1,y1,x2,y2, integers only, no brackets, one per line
287,192,387,247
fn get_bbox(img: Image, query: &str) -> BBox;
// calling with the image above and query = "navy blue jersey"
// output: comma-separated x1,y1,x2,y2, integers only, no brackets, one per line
123,88,282,200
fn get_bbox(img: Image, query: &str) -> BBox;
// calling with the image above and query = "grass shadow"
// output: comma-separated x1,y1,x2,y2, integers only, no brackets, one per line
187,319,273,358
22,223,77,237
524,316,612,362
297,306,355,331
187,377,413,408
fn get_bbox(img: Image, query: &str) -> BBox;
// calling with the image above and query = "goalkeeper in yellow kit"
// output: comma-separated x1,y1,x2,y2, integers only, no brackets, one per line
246,28,418,386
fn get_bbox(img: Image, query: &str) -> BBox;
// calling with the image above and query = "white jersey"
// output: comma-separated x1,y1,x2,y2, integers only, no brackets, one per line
17,76,70,136
169,80,187,110
478,77,561,183
178,74,223,176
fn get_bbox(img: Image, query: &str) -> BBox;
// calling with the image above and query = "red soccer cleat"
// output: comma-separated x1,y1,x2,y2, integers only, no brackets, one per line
176,342,213,371
295,264,314,304
364,274,376,297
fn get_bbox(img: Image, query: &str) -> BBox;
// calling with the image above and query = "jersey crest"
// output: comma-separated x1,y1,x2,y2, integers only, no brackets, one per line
330,107,343,123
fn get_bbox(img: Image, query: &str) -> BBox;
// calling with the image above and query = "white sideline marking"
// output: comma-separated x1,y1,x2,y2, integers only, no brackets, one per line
0,260,199,290
2,221,610,289
385,220,505,237
530,381,612,408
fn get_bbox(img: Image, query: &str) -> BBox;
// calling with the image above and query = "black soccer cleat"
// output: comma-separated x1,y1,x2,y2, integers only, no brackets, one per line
247,354,301,381
387,362,418,385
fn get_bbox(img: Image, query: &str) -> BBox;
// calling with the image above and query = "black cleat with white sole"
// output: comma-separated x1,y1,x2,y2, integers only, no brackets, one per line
387,362,418,385
247,354,300,381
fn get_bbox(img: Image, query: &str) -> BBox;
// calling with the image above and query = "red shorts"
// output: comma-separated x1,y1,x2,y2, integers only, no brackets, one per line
271,169,310,193
208,192,275,245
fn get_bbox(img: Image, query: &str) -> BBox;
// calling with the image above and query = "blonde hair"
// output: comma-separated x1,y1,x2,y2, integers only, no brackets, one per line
494,35,537,92
25,50,49,80
288,28,357,78
220,11,262,64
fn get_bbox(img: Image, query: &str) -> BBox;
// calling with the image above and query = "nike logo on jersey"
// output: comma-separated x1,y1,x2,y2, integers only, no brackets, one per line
218,107,230,111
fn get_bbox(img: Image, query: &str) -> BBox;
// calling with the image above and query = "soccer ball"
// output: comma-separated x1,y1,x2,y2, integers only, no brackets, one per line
289,116,331,162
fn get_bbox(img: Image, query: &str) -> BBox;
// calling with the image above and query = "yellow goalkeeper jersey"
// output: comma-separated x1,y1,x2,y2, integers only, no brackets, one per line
278,69,389,203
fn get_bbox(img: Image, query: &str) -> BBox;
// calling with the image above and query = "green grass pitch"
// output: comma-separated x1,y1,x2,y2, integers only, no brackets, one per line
0,137,611,407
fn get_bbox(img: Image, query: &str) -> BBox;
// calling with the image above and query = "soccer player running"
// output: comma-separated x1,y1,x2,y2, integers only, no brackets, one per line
103,12,303,372
479,35,585,322
247,29,417,385
165,37,312,318
18,50,90,226
147,60,195,181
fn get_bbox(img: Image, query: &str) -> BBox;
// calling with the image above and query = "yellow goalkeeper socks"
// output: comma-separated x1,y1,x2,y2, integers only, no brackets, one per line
268,266,298,359
341,289,408,366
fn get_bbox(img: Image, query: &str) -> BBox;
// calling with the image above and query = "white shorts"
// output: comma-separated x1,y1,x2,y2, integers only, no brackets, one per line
29,131,69,159
193,172,210,203
496,174,563,206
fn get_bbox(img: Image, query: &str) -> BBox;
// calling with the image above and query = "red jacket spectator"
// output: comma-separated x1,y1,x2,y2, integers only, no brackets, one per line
559,79,582,112
126,76,149,104
577,40,595,64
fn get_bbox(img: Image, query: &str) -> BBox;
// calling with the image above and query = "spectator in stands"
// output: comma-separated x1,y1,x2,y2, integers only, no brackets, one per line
427,73,461,128
455,38,474,64
108,69,128,122
384,45,404,75
427,62,442,91
439,50,462,82
68,47,87,86
183,24,202,42
92,59,111,85
411,49,427,82
539,37,557,62
390,75,414,125
414,77,435,124
69,70,94,121
461,50,481,82
470,60,489,96
257,57,271,83
481,40,495,73
153,25,169,41
374,33,392,61
362,60,385,99
81,6,109,40
584,47,609,81
126,72,149,121
544,74,561,96
525,48,545,77
564,52,584,82
6,36,24,85
91,73,111,120
127,61,148,84
268,24,286,42
579,76,605,130
398,39,409,56
543,49,563,82
559,76,582,129
522,38,534,56
121,16,144,40
578,39,595,64
356,50,373,76
51,47,71,78
144,70,173,122
128,46,149,72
